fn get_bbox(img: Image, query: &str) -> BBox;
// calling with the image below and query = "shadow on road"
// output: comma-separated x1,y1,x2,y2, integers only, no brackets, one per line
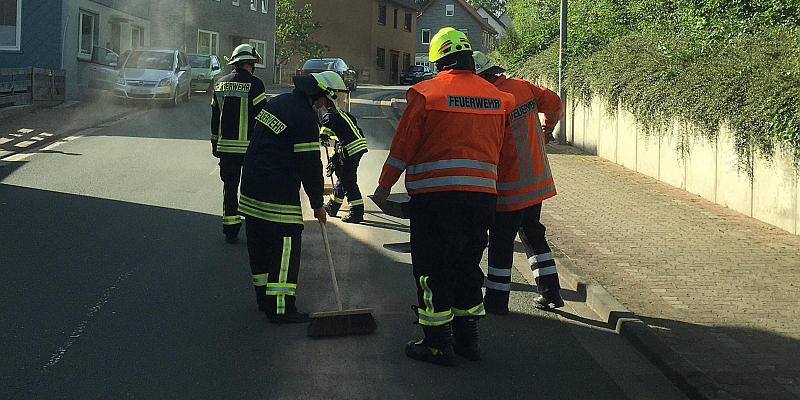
0,181,689,399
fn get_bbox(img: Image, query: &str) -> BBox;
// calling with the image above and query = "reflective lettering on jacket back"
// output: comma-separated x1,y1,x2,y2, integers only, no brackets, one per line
255,110,287,134
215,81,252,93
446,95,501,110
510,97,538,121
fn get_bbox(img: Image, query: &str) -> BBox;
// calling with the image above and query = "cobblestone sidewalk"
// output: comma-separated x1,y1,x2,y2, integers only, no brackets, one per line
544,144,800,400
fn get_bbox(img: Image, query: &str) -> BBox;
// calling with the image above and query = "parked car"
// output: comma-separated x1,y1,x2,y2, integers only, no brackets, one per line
400,65,434,85
187,54,223,93
114,48,192,107
297,58,357,91
88,46,120,90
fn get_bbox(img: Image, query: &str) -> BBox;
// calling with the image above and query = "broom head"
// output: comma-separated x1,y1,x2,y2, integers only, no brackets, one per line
307,308,377,338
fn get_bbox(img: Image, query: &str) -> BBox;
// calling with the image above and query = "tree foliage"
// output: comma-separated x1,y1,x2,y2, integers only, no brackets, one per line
498,0,800,172
275,0,328,66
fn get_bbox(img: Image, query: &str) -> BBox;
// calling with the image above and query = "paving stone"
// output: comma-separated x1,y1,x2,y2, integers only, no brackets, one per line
544,143,800,400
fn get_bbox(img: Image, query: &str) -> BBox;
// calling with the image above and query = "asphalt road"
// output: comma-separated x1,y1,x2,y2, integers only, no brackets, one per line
1,86,686,399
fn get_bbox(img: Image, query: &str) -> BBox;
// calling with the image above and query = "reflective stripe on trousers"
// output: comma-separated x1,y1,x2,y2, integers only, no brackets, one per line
418,275,454,326
265,237,297,314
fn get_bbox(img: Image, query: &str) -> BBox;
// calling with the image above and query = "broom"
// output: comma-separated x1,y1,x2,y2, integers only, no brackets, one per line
307,221,377,337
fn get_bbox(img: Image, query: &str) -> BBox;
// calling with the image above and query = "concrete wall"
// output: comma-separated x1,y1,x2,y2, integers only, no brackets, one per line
568,95,800,235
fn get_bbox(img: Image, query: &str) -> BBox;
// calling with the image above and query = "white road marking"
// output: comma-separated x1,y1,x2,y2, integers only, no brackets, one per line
17,128,33,134
15,140,35,148
41,141,65,151
3,153,33,161
64,136,82,141
43,267,137,371
0,138,12,145
39,132,53,137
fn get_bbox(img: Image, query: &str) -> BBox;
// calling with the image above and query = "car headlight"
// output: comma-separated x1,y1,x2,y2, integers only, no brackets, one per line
158,77,174,87
116,76,125,85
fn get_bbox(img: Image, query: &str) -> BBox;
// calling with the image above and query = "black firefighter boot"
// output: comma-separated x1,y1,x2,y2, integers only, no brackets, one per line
324,200,341,217
483,288,510,315
254,286,267,312
341,204,364,223
452,317,481,361
405,324,456,367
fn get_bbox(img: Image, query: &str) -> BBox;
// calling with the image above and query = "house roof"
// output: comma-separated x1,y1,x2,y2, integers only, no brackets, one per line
477,6,506,30
387,0,422,12
423,0,498,35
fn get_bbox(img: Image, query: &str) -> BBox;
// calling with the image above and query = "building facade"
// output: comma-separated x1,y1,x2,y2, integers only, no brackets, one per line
0,0,275,99
293,0,420,85
476,6,506,37
415,0,497,71
149,0,276,85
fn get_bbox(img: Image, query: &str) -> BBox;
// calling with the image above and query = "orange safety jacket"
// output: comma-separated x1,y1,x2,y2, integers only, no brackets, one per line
379,69,515,195
494,75,565,212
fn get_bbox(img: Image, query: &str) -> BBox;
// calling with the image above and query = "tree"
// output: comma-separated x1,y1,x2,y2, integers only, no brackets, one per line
274,0,328,66
465,0,506,16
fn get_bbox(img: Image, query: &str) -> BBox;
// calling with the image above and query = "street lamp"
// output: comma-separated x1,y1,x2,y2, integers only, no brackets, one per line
557,0,568,145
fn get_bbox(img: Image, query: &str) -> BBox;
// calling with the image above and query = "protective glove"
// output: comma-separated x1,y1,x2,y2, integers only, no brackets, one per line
320,133,330,147
544,126,556,144
331,151,343,166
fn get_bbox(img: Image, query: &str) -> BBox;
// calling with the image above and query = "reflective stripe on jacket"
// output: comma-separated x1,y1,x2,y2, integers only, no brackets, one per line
378,69,514,195
494,76,564,212
320,109,367,157
211,69,267,154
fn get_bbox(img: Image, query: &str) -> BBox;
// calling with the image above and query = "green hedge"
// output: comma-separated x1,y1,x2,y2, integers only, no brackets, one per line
498,0,800,175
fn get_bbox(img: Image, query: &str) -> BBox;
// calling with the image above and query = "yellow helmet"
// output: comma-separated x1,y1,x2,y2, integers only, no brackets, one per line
228,43,261,65
315,71,348,93
429,27,471,62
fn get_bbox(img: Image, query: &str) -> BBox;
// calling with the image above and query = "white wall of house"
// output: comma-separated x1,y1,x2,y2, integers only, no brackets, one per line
477,7,505,36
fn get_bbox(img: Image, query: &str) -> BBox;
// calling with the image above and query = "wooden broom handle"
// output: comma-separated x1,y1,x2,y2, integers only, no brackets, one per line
319,221,343,311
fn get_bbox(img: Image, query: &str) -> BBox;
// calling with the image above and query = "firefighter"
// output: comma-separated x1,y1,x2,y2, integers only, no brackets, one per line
317,71,369,223
373,28,515,366
237,73,330,323
472,51,566,313
210,44,268,244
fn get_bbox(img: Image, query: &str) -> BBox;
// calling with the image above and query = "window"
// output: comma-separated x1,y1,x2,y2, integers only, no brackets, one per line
376,47,385,69
131,26,144,49
446,4,454,16
404,13,412,32
421,29,430,44
393,8,398,28
0,0,21,51
250,0,257,11
197,29,219,55
248,39,266,68
79,10,98,56
377,3,386,25
232,0,239,5
261,0,268,13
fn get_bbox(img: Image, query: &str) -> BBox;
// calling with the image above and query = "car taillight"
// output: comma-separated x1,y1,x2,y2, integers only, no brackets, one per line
296,69,305,75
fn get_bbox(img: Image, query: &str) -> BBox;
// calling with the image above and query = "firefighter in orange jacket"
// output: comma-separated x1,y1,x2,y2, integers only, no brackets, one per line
373,29,514,366
472,51,566,314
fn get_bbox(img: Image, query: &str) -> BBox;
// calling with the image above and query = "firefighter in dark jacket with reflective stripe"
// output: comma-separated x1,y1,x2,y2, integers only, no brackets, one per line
315,71,369,223
238,73,330,323
211,44,268,244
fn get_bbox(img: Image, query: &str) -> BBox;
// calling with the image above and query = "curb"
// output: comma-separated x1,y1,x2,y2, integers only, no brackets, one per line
551,247,735,400
0,105,34,121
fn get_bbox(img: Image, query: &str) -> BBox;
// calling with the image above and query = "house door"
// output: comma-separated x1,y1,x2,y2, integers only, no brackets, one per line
110,21,121,54
390,52,399,84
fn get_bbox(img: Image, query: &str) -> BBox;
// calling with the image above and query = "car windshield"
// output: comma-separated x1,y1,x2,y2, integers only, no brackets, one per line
406,66,424,72
187,55,210,69
303,60,337,70
125,51,174,70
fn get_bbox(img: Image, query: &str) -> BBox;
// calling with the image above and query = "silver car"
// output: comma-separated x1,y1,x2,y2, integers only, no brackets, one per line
114,48,192,106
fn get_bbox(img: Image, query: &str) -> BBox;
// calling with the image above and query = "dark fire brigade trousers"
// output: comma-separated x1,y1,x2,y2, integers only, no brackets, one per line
245,218,302,315
219,154,245,237
410,192,496,326
331,153,364,208
487,203,561,298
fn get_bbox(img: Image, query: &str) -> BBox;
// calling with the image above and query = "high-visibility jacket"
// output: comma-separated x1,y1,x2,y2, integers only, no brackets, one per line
320,109,367,158
493,75,564,212
238,89,324,236
210,68,267,155
378,69,515,195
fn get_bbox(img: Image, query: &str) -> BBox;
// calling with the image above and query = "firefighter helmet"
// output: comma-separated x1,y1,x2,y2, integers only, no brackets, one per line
227,43,261,65
473,51,506,75
429,27,472,62
315,71,348,95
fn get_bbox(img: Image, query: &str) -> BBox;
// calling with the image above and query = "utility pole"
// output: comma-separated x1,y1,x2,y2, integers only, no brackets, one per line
557,0,568,145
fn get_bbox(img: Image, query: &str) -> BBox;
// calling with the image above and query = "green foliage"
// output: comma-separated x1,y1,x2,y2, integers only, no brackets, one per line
499,0,800,173
275,0,328,65
464,0,507,15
